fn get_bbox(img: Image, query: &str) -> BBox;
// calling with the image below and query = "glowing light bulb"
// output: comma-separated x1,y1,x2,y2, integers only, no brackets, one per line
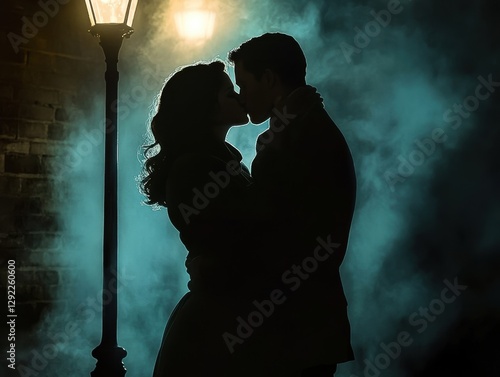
175,9,216,40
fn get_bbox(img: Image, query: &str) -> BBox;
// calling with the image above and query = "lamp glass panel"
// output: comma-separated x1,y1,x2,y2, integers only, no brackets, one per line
85,0,137,26
85,0,97,26
125,0,139,26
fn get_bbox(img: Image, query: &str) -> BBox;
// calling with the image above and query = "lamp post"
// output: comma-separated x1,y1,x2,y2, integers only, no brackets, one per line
84,1,138,376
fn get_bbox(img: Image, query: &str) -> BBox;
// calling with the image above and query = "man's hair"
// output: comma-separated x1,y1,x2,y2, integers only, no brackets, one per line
228,32,306,88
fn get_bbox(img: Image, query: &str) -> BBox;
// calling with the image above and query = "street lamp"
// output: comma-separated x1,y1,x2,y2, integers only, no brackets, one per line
84,1,138,376
174,0,216,40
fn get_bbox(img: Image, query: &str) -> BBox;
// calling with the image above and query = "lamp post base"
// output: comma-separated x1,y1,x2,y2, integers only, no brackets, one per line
91,344,127,377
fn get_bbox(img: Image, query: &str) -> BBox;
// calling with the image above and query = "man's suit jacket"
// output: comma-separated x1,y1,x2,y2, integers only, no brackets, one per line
250,86,357,366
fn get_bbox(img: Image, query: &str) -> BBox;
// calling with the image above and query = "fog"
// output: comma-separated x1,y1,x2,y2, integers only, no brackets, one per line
22,0,499,376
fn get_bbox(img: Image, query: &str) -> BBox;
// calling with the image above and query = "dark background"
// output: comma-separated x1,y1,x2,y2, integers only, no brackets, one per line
1,0,499,376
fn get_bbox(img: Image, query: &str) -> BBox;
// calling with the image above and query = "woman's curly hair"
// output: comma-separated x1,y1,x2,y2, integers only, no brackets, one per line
140,60,227,208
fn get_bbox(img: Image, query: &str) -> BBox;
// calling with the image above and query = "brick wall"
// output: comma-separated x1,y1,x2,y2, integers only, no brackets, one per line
0,0,101,335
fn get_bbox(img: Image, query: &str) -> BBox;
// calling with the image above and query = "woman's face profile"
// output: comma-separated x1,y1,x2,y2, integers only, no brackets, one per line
214,73,248,127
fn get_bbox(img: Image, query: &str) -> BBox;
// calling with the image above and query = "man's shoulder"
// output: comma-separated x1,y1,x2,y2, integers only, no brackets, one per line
292,106,345,145
305,106,337,130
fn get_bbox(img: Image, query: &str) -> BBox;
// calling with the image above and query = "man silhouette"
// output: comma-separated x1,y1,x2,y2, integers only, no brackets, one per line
229,33,357,377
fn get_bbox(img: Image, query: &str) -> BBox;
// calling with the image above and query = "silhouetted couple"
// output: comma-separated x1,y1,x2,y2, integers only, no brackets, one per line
141,33,356,377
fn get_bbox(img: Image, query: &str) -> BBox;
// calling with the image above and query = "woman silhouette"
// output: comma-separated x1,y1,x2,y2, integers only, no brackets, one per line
141,61,280,377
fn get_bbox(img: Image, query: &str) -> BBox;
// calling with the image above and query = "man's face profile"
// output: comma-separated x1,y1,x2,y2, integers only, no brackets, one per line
234,61,273,125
